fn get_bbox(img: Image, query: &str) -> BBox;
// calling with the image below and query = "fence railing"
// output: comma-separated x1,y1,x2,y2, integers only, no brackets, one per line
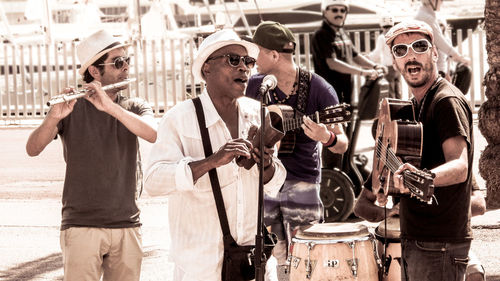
1,27,487,122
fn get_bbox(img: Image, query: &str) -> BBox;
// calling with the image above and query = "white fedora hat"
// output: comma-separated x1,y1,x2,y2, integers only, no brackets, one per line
192,29,259,82
77,30,131,75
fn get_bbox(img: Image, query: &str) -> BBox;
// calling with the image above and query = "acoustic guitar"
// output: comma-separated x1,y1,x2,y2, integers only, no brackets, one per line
372,98,435,204
269,103,353,155
236,103,352,169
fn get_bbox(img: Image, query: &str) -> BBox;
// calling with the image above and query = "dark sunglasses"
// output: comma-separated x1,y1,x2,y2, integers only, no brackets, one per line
206,54,256,69
327,7,346,13
392,39,432,58
99,56,131,69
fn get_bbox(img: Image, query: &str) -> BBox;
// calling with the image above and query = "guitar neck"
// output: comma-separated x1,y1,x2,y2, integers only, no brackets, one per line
282,113,317,132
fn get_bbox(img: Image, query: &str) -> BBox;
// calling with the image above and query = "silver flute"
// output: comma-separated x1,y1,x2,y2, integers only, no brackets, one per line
46,78,137,106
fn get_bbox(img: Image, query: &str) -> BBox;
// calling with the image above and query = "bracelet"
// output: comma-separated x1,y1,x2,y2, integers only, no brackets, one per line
326,132,338,148
322,131,337,147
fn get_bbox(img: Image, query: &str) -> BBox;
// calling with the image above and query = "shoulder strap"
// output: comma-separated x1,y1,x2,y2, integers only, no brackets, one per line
192,97,236,246
296,67,312,114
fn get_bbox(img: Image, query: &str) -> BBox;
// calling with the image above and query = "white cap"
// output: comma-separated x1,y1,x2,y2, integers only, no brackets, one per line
321,0,349,11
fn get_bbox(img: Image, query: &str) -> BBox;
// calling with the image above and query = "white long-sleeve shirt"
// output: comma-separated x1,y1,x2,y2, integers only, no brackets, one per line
369,33,393,67
144,91,286,281
415,5,461,72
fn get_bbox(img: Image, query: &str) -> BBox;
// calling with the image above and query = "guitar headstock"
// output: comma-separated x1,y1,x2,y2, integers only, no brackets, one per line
403,168,435,204
319,103,353,125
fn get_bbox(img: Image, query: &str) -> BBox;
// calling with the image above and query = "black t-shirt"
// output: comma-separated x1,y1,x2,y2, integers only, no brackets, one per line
311,21,359,104
57,94,154,230
400,78,473,242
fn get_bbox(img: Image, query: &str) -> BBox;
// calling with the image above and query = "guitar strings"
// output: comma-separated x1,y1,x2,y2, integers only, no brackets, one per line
375,139,423,193
281,106,345,132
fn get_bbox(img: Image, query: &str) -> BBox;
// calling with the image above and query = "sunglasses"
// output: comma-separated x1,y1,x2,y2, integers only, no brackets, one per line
206,54,256,69
392,39,432,58
327,7,346,13
99,56,131,69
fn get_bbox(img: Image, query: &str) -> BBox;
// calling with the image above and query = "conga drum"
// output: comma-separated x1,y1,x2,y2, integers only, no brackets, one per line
375,216,401,281
289,222,378,280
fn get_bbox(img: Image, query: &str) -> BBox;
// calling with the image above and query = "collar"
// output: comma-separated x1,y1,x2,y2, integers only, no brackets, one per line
199,89,252,129
199,89,222,128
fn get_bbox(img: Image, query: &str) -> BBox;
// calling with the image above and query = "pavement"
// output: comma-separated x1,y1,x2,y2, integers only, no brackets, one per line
0,120,499,281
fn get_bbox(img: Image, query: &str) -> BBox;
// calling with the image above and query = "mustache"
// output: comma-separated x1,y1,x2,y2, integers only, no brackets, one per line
334,16,343,20
405,61,423,69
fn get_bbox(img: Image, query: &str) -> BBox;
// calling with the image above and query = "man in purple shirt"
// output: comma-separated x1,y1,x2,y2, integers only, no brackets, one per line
245,21,348,275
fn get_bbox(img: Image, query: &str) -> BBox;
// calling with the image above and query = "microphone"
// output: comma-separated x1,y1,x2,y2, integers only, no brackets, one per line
258,75,278,95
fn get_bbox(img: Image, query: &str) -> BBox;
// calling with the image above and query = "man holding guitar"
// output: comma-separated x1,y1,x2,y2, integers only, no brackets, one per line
384,20,474,281
244,21,349,276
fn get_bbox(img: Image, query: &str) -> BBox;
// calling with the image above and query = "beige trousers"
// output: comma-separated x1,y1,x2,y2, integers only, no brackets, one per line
60,227,143,281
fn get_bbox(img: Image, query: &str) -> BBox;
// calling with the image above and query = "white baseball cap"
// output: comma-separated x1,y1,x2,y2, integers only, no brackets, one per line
321,0,349,11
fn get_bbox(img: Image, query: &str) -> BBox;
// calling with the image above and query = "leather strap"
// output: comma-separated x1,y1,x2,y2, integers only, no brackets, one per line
295,67,312,115
192,97,237,246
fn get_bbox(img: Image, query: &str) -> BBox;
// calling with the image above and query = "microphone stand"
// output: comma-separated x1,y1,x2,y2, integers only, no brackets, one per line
254,86,270,281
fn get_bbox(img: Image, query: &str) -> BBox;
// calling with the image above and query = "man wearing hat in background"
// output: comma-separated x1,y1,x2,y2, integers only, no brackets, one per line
385,19,473,281
26,29,157,280
144,29,286,281
245,21,348,275
311,0,383,174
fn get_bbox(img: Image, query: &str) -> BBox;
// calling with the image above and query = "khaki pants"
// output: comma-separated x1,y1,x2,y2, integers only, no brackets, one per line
60,227,143,281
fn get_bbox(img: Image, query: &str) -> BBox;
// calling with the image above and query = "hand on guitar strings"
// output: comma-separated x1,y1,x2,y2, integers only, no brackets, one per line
393,163,417,194
301,116,331,143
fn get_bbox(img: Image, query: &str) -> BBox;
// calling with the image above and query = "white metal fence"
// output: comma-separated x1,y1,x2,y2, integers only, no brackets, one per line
0,28,487,121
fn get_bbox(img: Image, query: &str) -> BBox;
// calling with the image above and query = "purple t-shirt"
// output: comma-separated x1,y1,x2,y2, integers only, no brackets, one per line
246,72,339,183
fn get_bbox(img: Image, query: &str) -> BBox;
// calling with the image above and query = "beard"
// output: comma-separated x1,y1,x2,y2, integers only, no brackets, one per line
400,60,435,88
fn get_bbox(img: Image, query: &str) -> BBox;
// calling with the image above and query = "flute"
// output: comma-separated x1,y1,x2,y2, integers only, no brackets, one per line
46,78,137,106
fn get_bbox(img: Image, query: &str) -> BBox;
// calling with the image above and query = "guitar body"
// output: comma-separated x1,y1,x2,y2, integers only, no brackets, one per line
372,98,423,196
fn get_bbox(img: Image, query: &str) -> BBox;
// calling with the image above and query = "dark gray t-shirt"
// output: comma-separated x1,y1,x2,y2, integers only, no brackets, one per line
57,94,153,230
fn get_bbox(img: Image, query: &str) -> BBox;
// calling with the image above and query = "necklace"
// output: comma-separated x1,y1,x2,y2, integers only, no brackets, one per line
272,81,297,103
417,77,441,122
272,68,299,104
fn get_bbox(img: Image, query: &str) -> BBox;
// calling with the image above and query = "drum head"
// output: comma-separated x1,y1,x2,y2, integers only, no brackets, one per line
295,222,369,240
375,216,401,241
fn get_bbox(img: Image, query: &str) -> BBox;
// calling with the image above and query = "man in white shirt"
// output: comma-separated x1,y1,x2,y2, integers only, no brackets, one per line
415,0,470,70
369,15,401,99
144,29,286,281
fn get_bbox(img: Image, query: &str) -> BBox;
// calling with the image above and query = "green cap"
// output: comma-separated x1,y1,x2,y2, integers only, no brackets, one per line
252,21,296,53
